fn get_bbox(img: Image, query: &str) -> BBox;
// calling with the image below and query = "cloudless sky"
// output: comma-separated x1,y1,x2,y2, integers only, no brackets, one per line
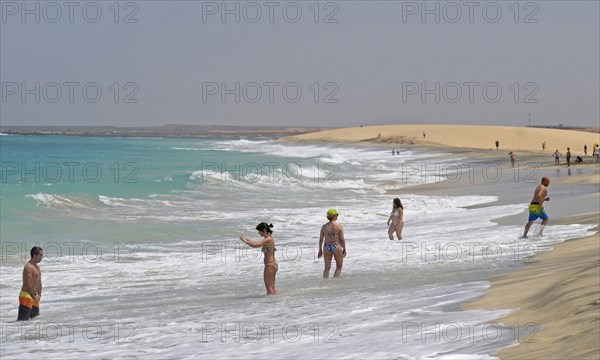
1,0,599,127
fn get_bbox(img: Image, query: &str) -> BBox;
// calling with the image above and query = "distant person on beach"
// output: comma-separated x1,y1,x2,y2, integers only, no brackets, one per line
240,223,278,295
318,209,346,278
509,152,516,167
566,148,572,167
542,142,546,151
495,140,499,150
553,150,562,164
584,145,587,155
387,198,404,240
522,177,550,239
575,156,583,163
422,130,426,139
595,145,600,162
18,247,43,321
392,148,396,156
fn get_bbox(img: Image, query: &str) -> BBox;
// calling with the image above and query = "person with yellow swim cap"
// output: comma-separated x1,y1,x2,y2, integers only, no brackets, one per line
318,209,346,278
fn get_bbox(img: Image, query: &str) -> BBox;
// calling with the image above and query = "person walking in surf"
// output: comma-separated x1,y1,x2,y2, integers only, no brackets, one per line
522,177,550,239
387,198,404,240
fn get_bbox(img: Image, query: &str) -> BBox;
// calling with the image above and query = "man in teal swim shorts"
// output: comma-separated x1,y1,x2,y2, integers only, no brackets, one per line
522,177,550,238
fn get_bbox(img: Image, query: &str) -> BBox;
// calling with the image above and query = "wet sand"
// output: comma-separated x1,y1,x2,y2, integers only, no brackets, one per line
464,214,599,360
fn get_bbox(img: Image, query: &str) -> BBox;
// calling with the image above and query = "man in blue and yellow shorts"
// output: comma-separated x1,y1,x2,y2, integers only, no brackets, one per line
522,177,550,238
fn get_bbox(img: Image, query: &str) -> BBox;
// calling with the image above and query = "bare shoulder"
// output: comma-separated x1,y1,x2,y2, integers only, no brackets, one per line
266,235,275,245
24,263,35,274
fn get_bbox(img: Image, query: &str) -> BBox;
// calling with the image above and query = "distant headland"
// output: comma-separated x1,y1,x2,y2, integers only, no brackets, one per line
0,124,331,140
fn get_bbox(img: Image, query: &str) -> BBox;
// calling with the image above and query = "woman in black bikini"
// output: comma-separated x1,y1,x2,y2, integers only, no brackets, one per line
318,209,346,278
240,222,278,295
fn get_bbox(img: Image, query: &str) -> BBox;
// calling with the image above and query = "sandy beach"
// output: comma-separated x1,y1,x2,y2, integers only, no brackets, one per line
465,214,599,360
284,124,600,360
283,124,600,155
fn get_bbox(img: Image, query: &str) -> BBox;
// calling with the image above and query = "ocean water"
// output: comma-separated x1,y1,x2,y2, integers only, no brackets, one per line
0,135,594,359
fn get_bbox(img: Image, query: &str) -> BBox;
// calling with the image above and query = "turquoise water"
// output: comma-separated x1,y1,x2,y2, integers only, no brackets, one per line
3,136,175,245
1,136,306,246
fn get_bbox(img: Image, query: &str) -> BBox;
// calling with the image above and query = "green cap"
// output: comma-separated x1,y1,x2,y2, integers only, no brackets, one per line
326,208,340,218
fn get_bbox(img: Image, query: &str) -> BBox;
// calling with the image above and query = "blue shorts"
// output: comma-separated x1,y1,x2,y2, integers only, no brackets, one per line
528,204,548,221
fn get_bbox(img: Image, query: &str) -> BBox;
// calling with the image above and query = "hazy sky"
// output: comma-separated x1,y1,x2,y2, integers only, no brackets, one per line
1,0,599,127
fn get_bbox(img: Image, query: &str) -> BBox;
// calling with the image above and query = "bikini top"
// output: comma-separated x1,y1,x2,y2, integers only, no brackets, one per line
261,246,276,253
391,210,400,216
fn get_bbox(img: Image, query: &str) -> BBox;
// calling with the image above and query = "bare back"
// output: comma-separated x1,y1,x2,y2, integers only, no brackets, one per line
532,184,548,206
321,222,343,244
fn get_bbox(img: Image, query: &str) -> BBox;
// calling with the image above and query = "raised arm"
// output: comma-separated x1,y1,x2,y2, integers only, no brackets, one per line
240,235,270,248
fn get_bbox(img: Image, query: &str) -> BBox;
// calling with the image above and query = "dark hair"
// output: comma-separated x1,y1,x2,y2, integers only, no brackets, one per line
256,222,274,234
30,246,42,258
393,198,403,210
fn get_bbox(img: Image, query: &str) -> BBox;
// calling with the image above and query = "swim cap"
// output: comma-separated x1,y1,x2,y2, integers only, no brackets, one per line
326,209,340,218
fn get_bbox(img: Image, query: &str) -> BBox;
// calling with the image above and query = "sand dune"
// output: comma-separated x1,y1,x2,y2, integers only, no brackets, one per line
283,124,600,154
